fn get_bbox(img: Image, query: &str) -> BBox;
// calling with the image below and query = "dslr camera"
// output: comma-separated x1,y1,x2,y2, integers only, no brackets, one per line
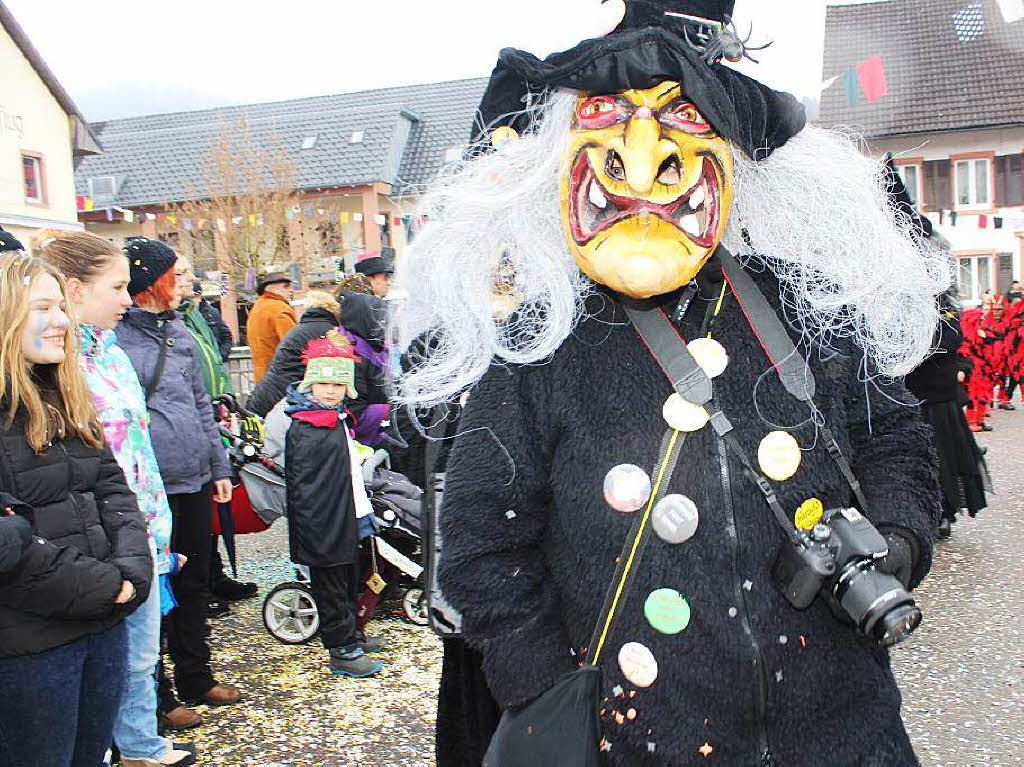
772,507,921,647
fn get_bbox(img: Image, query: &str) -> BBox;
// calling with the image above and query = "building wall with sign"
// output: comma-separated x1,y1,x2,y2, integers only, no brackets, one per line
0,23,81,246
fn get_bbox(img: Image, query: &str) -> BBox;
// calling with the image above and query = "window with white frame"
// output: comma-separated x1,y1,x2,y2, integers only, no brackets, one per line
22,155,42,202
897,164,921,206
957,255,994,304
955,158,991,206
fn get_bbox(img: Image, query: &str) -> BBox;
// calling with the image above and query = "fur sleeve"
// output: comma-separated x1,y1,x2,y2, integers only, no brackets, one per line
439,363,577,708
845,370,941,588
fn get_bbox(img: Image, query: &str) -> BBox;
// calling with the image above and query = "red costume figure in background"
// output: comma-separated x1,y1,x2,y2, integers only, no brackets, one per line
961,296,1010,430
997,298,1024,407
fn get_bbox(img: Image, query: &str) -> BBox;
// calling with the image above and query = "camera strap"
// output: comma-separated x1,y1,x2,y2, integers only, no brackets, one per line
625,247,872,538
719,249,871,515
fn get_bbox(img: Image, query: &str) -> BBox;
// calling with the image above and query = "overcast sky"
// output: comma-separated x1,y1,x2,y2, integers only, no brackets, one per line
8,0,867,122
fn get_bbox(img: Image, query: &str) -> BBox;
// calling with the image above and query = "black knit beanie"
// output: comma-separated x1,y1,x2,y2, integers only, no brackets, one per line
124,237,177,296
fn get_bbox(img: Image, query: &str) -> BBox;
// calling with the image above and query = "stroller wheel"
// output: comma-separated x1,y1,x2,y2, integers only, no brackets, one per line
263,582,320,644
402,587,429,626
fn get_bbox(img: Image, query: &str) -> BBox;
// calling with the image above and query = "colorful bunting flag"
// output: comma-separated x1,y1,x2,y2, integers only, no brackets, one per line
978,214,988,228
105,208,113,222
167,214,177,224
843,67,859,107
217,219,227,232
353,212,364,222
856,58,888,103
340,212,350,223
184,219,193,231
248,214,256,226
124,209,135,223
994,217,1004,229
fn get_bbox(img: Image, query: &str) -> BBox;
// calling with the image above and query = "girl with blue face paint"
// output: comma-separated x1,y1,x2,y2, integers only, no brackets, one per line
0,252,153,767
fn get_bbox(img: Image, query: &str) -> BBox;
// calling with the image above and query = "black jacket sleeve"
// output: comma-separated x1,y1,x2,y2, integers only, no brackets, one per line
439,363,577,709
845,371,941,589
200,300,234,362
249,335,306,417
0,512,33,574
94,447,153,610
0,493,124,621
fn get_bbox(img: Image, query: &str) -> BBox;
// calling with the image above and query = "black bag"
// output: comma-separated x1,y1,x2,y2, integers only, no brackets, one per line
482,667,602,767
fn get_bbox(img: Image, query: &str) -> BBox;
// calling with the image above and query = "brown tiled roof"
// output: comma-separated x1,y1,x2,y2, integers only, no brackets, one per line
818,0,1024,137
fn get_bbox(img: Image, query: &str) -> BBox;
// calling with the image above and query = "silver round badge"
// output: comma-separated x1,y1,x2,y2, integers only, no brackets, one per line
652,494,700,544
603,464,653,513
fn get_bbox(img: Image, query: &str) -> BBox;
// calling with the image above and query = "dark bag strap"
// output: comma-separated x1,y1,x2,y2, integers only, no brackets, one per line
586,427,685,665
145,320,172,401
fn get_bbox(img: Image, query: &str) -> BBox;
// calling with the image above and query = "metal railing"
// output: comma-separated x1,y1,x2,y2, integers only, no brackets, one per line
227,347,254,405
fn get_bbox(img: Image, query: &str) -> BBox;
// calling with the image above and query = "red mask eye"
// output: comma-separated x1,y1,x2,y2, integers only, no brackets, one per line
660,101,712,134
576,96,625,129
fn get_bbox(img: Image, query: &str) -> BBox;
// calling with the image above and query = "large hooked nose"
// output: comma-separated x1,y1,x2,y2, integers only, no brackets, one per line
619,107,680,196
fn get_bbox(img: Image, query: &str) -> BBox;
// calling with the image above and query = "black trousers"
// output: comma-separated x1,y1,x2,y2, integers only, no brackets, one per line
164,485,217,700
309,564,359,650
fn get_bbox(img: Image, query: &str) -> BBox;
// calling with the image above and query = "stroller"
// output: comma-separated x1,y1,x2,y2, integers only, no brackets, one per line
213,395,427,646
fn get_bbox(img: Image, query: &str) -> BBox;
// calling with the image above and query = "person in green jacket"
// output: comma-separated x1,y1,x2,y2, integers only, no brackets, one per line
175,255,231,399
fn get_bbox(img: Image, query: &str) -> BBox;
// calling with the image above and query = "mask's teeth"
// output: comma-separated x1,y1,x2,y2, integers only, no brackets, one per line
688,183,705,211
589,179,608,210
680,213,701,237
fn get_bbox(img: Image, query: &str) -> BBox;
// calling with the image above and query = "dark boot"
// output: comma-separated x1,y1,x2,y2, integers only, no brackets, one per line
328,646,382,678
356,629,387,654
937,517,952,540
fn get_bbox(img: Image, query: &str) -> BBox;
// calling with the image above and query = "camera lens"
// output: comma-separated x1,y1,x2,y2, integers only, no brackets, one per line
834,560,922,647
873,603,922,648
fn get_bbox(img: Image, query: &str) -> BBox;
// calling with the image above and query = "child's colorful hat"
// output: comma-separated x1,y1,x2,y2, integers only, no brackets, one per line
299,330,358,397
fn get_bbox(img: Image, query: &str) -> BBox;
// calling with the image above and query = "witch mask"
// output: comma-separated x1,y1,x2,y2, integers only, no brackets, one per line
561,80,733,299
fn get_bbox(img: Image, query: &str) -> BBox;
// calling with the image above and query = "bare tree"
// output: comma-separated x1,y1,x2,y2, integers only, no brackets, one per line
167,116,298,291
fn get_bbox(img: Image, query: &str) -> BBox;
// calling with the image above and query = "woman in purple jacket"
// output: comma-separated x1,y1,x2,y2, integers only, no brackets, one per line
115,238,242,715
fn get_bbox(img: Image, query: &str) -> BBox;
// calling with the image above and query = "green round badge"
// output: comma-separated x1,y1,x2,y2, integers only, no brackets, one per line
644,588,691,635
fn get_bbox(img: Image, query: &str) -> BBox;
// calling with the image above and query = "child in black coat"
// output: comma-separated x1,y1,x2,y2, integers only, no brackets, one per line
284,332,384,677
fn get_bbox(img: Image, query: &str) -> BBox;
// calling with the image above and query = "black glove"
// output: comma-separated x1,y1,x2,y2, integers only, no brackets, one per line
877,532,914,587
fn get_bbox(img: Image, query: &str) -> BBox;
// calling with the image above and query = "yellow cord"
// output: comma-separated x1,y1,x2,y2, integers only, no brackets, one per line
590,429,681,665
708,280,728,338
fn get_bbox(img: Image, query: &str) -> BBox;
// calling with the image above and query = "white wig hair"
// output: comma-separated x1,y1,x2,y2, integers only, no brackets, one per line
394,90,589,408
724,126,951,378
395,94,950,408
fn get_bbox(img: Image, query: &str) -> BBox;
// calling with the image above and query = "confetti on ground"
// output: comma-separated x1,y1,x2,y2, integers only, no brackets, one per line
183,522,441,766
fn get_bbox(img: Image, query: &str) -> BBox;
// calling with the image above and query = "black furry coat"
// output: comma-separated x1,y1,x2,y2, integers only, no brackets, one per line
439,260,940,766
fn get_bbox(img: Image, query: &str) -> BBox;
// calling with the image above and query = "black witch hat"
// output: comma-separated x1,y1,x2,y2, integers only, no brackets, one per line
0,225,25,254
474,0,805,159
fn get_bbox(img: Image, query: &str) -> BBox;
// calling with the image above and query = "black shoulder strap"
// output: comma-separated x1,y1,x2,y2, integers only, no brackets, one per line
719,249,815,402
145,321,171,401
625,306,712,406
626,250,872,518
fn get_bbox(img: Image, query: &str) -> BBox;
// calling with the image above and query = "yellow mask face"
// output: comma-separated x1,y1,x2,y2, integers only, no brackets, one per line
560,81,734,298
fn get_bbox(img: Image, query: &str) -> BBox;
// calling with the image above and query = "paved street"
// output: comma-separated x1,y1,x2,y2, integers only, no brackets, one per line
186,409,1024,766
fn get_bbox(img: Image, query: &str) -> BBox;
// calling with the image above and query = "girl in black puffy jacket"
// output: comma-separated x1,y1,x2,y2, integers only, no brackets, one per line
0,252,152,767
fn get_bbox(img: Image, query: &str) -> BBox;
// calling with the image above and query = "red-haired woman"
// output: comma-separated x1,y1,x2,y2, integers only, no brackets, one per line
115,238,242,723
